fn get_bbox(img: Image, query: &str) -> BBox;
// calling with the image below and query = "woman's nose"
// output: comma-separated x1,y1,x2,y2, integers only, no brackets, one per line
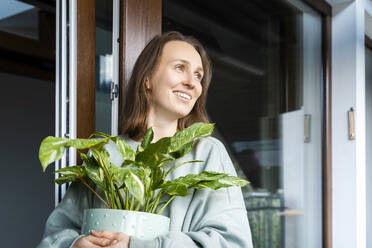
183,72,197,88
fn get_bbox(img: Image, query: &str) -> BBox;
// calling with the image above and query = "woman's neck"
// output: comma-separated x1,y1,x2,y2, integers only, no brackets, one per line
146,108,179,143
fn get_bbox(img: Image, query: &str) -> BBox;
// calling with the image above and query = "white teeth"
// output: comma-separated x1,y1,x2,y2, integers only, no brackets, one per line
174,91,191,100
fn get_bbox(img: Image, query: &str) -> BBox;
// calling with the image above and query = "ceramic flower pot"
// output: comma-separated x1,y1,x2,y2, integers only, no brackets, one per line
81,209,170,240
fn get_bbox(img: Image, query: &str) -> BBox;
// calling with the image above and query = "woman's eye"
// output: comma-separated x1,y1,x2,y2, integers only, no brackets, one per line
194,73,202,81
175,65,184,71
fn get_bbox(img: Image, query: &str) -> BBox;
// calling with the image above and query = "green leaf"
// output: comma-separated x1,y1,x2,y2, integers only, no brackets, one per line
67,138,108,149
135,138,171,167
89,131,111,138
136,145,144,153
111,164,145,203
124,171,145,203
151,167,165,190
39,136,108,171
39,137,69,171
168,123,214,154
160,182,189,196
160,171,249,194
54,165,85,184
141,127,154,149
81,153,107,190
135,123,214,168
168,141,194,160
91,148,112,171
89,132,136,161
112,163,146,181
112,137,135,161
54,175,77,185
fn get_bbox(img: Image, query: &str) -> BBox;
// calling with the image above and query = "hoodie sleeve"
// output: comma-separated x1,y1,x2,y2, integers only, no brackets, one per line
36,181,91,248
130,138,253,248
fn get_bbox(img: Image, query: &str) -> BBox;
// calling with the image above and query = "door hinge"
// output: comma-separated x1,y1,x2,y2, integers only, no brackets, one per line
110,82,119,101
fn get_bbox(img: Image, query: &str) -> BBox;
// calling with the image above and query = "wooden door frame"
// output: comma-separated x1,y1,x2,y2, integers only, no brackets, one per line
118,0,333,247
76,0,96,142
118,0,162,134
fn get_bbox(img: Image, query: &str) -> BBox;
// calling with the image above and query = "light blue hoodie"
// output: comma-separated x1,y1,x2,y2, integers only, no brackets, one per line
37,135,253,248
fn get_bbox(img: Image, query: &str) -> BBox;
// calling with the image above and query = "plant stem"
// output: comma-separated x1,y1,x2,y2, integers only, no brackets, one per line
114,195,120,209
157,195,175,215
94,150,113,208
114,180,125,209
146,200,155,213
151,193,162,213
77,176,110,208
125,188,129,210
143,191,151,212
130,196,134,210
144,198,150,212
134,200,142,211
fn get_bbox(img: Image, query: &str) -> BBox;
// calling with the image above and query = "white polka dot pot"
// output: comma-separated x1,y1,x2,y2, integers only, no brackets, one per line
81,209,170,240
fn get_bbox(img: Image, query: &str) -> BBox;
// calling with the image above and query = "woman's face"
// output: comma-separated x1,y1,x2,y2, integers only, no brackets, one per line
146,40,204,120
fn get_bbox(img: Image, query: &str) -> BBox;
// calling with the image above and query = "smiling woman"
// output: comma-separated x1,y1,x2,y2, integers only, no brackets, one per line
37,31,253,248
120,32,212,143
143,40,204,142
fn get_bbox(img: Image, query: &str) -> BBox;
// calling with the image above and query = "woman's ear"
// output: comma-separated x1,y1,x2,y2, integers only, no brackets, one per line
145,78,151,90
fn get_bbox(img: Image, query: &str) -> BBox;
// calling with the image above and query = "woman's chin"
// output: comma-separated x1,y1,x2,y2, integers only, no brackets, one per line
174,109,192,119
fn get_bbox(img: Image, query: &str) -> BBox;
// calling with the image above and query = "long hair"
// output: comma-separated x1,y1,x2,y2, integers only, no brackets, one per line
119,31,212,141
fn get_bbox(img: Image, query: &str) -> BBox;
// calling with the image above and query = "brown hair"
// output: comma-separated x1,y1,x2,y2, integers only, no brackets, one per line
119,31,212,141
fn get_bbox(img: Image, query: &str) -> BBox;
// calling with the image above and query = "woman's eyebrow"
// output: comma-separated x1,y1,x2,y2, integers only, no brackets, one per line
171,59,204,73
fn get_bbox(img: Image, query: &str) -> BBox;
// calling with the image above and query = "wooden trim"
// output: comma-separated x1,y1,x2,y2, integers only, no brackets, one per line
302,0,332,16
322,15,332,248
76,0,95,142
119,0,162,134
366,35,372,50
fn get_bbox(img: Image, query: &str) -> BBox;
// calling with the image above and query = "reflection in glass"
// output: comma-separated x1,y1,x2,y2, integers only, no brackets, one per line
163,0,322,247
96,0,113,134
0,1,38,40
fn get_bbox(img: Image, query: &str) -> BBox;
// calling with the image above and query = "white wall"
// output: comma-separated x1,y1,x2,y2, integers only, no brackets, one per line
0,72,55,247
332,1,366,247
365,45,372,248
302,13,323,248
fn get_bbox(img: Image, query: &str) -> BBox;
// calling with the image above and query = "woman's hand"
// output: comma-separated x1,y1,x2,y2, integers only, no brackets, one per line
72,234,114,248
90,230,131,248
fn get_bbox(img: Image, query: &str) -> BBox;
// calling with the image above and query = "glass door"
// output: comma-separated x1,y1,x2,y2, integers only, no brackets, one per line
95,0,120,135
55,0,120,202
163,0,323,247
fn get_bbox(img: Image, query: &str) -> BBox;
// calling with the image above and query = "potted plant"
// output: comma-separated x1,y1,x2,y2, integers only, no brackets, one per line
39,122,249,240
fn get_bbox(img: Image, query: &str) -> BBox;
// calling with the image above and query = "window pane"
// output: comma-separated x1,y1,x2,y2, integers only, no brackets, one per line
163,0,323,247
96,0,113,134
0,1,38,40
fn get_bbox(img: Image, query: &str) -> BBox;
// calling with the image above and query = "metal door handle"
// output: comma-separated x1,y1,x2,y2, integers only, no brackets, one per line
278,208,304,216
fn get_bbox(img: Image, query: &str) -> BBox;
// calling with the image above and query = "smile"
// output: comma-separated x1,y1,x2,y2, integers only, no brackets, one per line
173,91,192,101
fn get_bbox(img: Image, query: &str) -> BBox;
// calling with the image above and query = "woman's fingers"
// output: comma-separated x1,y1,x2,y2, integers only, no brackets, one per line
72,235,112,248
90,230,118,240
90,230,130,248
86,235,113,246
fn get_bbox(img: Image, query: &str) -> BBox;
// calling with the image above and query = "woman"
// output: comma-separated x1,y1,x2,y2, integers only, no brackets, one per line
37,31,253,248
